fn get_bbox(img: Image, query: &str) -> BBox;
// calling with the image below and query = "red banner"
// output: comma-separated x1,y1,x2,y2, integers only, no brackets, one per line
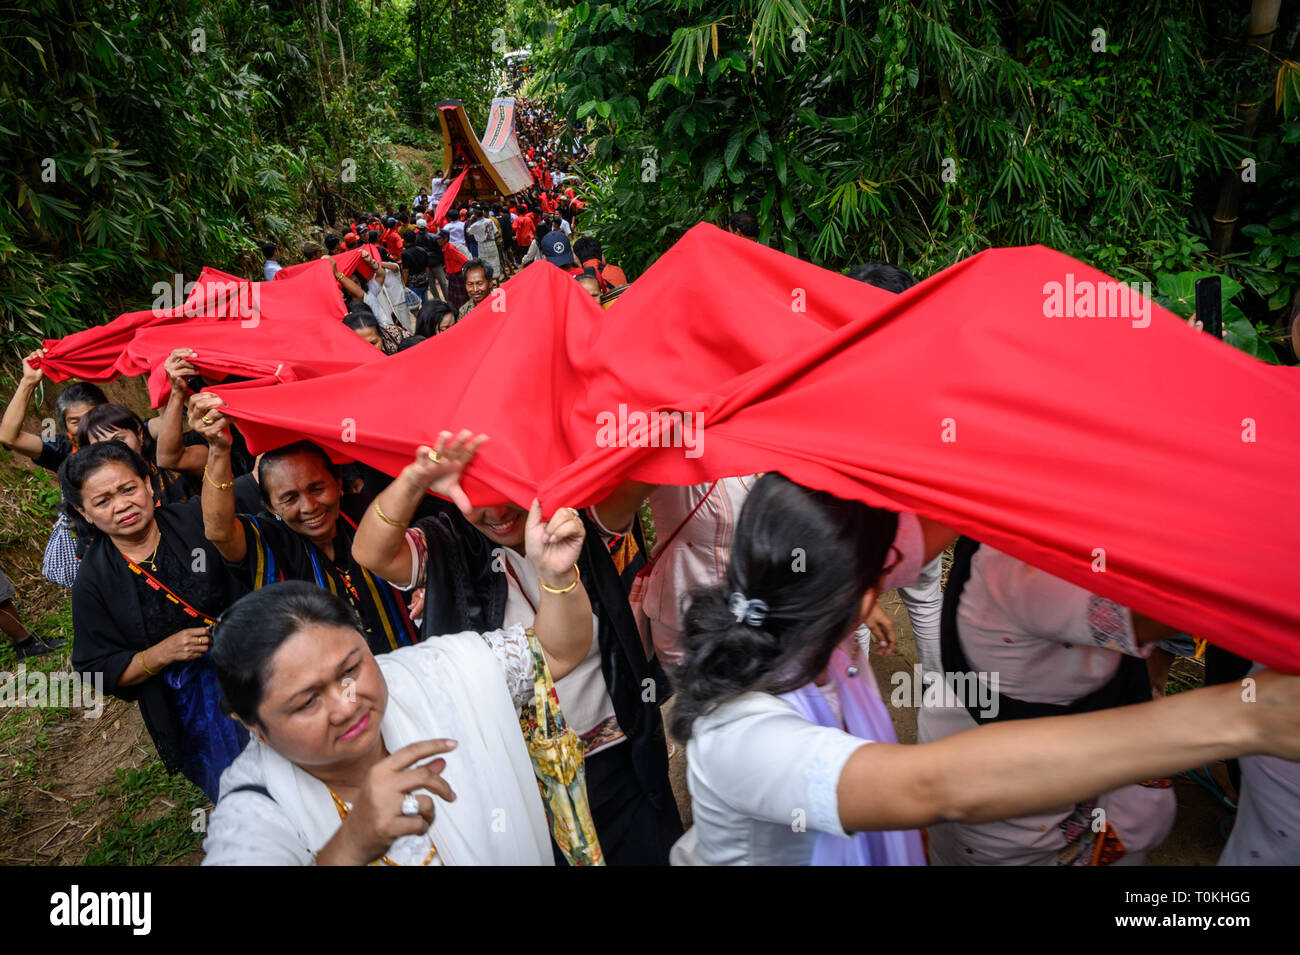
209,225,1300,670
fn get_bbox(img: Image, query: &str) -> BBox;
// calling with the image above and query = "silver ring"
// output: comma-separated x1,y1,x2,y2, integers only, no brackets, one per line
401,794,420,817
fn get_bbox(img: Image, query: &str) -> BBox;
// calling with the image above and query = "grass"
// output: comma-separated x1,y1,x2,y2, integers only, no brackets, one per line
1,615,209,864
0,604,76,740
80,763,206,865
0,447,62,547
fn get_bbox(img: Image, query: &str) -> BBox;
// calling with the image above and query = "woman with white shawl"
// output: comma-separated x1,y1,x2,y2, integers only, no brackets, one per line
203,434,591,865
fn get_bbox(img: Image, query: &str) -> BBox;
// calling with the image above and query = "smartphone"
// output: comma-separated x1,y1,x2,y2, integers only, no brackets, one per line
1195,276,1222,339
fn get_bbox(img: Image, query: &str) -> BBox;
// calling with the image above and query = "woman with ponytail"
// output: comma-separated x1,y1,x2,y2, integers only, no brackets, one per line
669,473,1300,865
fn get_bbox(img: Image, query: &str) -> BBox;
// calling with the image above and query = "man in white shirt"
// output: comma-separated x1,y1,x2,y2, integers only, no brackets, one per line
443,213,466,247
429,175,449,208
262,241,281,282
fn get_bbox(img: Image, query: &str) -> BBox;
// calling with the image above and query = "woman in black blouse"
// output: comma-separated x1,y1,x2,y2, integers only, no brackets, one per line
63,441,249,801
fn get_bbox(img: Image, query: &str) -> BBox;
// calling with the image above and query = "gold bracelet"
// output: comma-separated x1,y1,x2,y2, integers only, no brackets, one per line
203,467,234,492
539,566,581,595
138,650,158,677
373,500,407,528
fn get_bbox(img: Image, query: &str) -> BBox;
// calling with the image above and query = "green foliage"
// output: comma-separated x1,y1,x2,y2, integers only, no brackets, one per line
1155,270,1283,364
1,0,509,361
538,0,1296,360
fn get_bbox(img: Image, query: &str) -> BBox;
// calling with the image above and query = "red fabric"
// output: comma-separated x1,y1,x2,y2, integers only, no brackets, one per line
39,261,351,386
443,241,469,274
273,245,379,283
434,170,469,224
210,224,1300,671
40,267,252,382
547,225,1300,671
126,310,381,408
212,263,600,505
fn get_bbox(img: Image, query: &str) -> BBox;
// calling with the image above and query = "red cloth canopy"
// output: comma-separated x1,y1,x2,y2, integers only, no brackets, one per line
39,260,350,383
209,225,1300,670
272,245,379,283
213,262,599,505
39,267,251,381
125,311,382,408
434,170,469,224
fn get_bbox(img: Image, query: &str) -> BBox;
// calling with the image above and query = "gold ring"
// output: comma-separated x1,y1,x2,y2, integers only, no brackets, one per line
202,415,215,425
427,450,440,463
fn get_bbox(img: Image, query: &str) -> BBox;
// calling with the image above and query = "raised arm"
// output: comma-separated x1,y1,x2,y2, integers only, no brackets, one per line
352,430,489,587
363,250,399,278
0,350,50,460
837,672,1300,833
187,393,247,563
327,255,365,301
524,500,592,679
591,479,655,536
155,349,208,474
917,516,958,564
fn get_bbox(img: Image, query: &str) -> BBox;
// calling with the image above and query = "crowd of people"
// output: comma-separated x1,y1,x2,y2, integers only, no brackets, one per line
2,100,1298,868
256,97,620,360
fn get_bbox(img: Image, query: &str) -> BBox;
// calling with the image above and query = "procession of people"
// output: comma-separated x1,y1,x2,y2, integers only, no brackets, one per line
4,88,1299,871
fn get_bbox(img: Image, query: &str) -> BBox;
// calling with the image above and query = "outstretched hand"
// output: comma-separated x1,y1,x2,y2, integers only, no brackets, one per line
405,430,489,514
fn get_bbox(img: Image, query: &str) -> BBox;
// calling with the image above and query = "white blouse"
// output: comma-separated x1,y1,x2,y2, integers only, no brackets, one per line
671,692,867,865
202,626,551,866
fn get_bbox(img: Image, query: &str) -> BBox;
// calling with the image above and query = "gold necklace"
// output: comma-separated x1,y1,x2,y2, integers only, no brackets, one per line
122,525,162,570
143,528,162,569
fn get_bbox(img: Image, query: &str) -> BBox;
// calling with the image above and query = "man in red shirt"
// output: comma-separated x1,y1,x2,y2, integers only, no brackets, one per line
513,209,536,251
380,217,404,259
573,236,628,288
